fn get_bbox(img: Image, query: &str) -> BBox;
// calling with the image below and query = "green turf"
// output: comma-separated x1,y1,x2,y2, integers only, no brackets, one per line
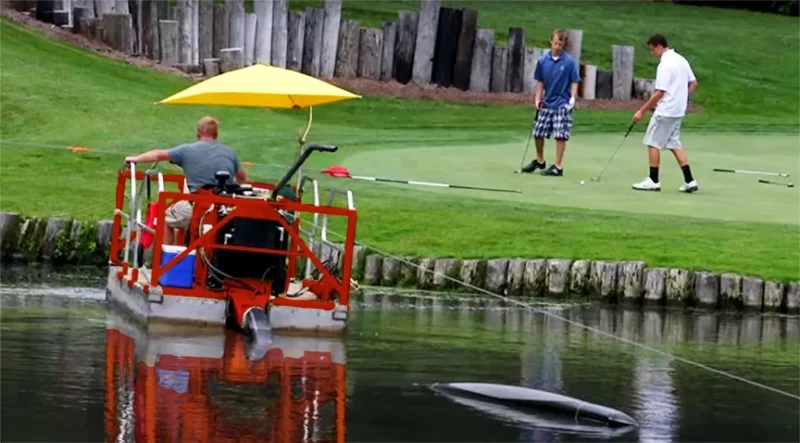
0,6,799,282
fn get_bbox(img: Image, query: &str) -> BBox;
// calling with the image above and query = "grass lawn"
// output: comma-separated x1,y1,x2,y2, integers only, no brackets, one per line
1,0,799,281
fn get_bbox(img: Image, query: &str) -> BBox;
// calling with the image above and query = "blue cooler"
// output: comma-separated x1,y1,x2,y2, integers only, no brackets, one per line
158,245,196,288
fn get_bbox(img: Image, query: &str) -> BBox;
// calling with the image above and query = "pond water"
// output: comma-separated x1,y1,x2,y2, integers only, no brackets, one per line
1,270,798,442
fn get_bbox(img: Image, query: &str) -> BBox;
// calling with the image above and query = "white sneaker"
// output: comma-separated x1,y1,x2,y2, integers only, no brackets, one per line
632,177,661,191
679,180,699,193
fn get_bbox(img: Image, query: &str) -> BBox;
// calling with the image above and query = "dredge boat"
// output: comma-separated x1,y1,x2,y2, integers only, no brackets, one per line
106,64,361,337
106,145,357,336
104,311,346,441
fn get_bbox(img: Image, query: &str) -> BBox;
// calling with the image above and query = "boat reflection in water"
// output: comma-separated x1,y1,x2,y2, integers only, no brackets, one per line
104,312,346,443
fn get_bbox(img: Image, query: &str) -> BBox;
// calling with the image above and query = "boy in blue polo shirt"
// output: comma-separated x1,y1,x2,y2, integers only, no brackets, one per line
520,29,580,177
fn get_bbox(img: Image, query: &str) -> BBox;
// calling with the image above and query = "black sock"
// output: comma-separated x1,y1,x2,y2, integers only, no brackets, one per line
649,167,659,183
681,165,694,182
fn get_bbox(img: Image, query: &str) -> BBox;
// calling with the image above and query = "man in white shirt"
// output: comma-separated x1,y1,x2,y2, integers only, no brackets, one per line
631,34,699,193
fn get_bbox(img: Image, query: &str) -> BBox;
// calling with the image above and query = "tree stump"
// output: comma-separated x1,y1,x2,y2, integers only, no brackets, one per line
334,19,361,78
380,21,397,81
358,27,383,80
411,0,439,85
302,7,323,76
286,10,305,71
393,10,417,84
453,8,476,91
468,28,493,92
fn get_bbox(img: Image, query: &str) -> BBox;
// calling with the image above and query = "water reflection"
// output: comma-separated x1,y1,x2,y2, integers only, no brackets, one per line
104,312,346,442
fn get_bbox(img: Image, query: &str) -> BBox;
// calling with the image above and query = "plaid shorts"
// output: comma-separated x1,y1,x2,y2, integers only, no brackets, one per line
533,107,573,140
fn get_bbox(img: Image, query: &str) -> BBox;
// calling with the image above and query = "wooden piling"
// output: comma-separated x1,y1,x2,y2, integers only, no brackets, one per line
36,0,55,23
114,0,128,14
219,47,244,72
453,8,476,91
582,64,597,100
198,0,213,63
596,69,613,99
142,0,158,58
253,0,273,64
491,46,507,92
411,0,439,85
53,10,70,26
432,7,461,87
191,0,199,64
213,3,228,57
103,13,134,54
358,27,383,80
468,28,493,92
334,19,361,78
287,10,305,71
564,29,582,65
244,12,257,65
612,45,634,100
506,27,525,93
320,0,341,79
177,0,192,64
271,0,288,68
159,19,179,65
302,7,323,76
380,21,397,81
523,47,543,94
94,0,112,17
203,57,220,76
71,5,86,34
394,10,417,84
226,0,244,51
74,0,93,18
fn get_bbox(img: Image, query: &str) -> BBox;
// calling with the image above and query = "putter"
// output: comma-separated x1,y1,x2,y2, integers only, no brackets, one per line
591,122,636,182
758,179,794,188
514,109,540,174
714,168,790,178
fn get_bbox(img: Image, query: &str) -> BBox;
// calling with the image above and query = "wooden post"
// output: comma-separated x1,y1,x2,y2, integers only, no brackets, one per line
506,27,525,93
411,0,439,85
468,28,493,92
114,0,128,14
582,64,597,100
191,0,199,64
177,0,191,64
596,69,613,99
358,27,383,80
147,0,159,59
103,13,134,54
226,0,244,50
219,47,244,72
523,47,544,94
72,5,86,33
36,0,55,23
287,10,305,71
334,19,361,78
380,21,396,81
453,8,476,91
302,7,323,76
213,3,228,58
94,0,112,17
271,0,288,68
612,45,634,100
432,7,461,87
159,19,179,65
74,0,93,18
198,0,213,63
53,10,70,26
564,29,582,66
244,12,257,65
203,58,220,76
253,0,273,64
393,10,417,84
491,45,508,92
320,0,341,79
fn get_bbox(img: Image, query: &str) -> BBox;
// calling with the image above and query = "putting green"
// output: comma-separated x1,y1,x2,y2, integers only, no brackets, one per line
340,133,800,225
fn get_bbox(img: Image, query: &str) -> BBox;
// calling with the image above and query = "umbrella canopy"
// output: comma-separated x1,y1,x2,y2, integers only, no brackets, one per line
158,63,361,109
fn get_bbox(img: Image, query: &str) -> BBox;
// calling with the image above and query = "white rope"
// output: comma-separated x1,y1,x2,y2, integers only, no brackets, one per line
300,218,800,401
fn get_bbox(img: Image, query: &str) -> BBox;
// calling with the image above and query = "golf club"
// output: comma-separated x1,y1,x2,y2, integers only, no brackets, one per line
513,109,540,174
758,179,794,188
714,168,790,178
322,166,522,193
591,122,636,182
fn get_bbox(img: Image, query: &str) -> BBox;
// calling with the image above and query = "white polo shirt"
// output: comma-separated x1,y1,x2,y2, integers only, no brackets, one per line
654,48,696,118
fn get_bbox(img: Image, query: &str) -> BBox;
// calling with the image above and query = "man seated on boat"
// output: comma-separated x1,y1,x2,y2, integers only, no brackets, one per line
124,116,247,245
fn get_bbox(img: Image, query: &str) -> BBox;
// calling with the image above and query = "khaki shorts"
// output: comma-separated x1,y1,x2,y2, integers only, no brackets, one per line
644,114,684,150
164,200,193,229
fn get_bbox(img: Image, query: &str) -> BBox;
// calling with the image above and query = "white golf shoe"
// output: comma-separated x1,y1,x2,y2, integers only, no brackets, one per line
679,180,699,193
632,177,661,191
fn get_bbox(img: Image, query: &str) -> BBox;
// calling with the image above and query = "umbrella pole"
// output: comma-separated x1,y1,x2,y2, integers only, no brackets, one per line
295,106,313,190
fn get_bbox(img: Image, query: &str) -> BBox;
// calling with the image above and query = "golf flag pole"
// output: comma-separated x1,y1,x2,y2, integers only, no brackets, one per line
321,166,522,194
713,168,789,178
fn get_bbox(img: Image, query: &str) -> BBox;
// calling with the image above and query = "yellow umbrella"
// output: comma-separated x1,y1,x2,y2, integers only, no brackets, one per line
158,63,361,109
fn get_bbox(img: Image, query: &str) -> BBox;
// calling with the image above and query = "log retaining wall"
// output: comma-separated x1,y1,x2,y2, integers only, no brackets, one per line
26,0,656,102
1,211,796,314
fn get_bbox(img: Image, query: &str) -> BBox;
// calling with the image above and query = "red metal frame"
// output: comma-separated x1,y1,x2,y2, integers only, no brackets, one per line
110,169,357,322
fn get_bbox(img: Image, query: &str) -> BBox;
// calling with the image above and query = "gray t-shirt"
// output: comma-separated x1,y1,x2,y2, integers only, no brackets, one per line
167,140,241,192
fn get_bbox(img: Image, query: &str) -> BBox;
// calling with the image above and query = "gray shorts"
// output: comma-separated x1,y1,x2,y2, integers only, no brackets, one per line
164,200,192,229
643,114,683,150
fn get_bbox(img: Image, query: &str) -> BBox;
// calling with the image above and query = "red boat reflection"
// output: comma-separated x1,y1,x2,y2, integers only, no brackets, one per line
104,312,346,442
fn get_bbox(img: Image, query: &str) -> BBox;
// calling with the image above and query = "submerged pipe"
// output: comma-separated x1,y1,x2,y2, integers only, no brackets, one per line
431,382,638,428
242,307,272,343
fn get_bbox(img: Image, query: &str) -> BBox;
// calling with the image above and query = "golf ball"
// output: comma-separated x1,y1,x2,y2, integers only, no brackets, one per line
580,180,585,185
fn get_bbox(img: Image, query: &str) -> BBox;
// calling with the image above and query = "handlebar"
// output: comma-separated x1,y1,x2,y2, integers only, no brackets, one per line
270,144,339,200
